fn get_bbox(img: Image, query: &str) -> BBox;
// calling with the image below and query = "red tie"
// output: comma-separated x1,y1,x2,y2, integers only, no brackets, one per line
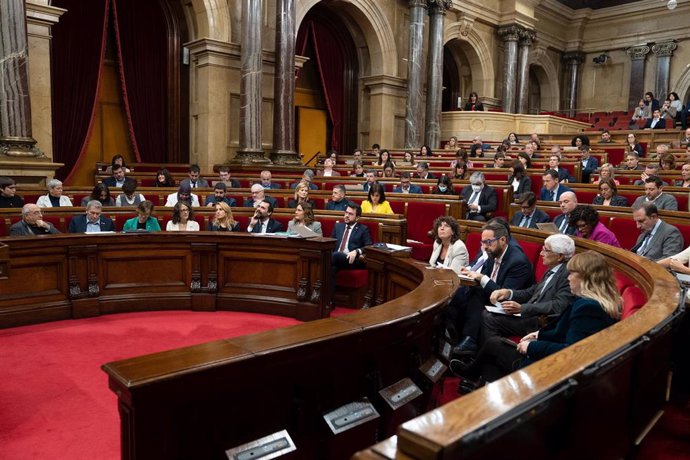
339,225,351,253
490,260,501,281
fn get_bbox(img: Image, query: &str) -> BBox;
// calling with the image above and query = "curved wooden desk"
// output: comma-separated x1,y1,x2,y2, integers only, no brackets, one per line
0,233,335,328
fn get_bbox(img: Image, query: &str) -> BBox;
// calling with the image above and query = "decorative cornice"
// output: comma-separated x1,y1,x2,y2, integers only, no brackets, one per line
518,28,536,46
626,44,650,61
497,25,522,42
457,14,475,38
651,41,677,57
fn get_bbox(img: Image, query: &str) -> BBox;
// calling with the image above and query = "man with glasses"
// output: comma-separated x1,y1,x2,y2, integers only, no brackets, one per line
10,204,60,236
509,192,549,229
460,172,497,221
0,177,25,208
447,222,533,357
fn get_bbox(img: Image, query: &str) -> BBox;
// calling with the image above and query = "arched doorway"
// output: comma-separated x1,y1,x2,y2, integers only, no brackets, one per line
528,68,541,114
296,3,359,159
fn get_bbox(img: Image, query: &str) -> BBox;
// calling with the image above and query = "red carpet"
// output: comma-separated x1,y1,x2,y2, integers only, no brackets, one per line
0,310,301,460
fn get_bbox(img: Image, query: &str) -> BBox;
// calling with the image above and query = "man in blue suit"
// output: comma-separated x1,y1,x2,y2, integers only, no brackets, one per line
510,192,550,229
68,201,115,233
448,222,533,356
540,169,572,201
247,200,283,233
325,185,349,211
579,146,599,183
392,172,423,194
330,202,372,295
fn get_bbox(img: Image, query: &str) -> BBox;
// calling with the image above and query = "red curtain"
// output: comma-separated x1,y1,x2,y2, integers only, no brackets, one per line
111,0,168,163
51,0,110,182
296,21,345,151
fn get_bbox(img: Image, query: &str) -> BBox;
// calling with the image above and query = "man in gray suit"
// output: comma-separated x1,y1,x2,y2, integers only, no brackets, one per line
9,204,60,236
631,202,683,261
179,164,209,189
632,176,678,211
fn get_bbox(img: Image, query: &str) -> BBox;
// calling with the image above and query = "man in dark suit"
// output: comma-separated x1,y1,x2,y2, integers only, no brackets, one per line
218,166,241,189
102,164,135,189
415,162,436,180
289,169,318,190
330,202,373,293
392,172,423,194
179,164,209,189
243,184,278,209
259,170,282,189
579,146,599,183
68,201,115,233
540,169,572,201
247,200,283,233
9,204,61,236
510,192,550,229
204,183,237,207
631,202,683,261
325,185,349,211
644,109,665,129
447,222,533,356
553,191,578,235
547,154,575,183
460,172,497,221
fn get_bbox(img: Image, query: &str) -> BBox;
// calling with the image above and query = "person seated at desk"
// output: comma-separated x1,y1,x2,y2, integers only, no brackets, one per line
632,176,678,211
510,192,549,229
633,163,668,186
350,160,365,178
361,183,394,214
674,163,690,188
166,201,199,231
579,146,599,183
644,109,666,129
593,163,619,186
460,172,497,221
165,184,200,207
317,158,341,177
247,200,283,233
207,202,240,232
288,182,316,209
362,169,377,192
547,154,575,183
243,184,277,209
287,202,323,236
631,202,683,261
429,216,468,275
81,183,116,207
123,201,161,232
570,205,621,248
68,200,115,233
326,185,349,211
179,164,209,189
290,169,318,190
0,177,25,209
593,178,628,207
432,175,456,196
540,169,572,201
115,180,146,207
553,191,578,235
154,168,175,187
382,161,396,178
259,170,281,189
102,164,135,189
415,162,436,180
10,204,60,236
492,152,506,169
218,166,241,189
330,202,372,291
393,172,423,194
36,179,73,207
451,251,619,391
104,154,131,174
598,129,613,144
205,182,237,208
508,160,531,201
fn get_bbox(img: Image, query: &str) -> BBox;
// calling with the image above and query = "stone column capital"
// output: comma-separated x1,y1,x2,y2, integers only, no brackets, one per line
562,51,585,65
409,0,428,8
498,25,522,42
626,45,650,61
651,41,677,57
518,29,536,46
427,0,452,14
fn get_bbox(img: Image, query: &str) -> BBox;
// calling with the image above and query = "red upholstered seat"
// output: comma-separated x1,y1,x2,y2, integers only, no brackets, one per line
621,285,647,319
405,201,447,261
614,271,635,292
608,218,638,250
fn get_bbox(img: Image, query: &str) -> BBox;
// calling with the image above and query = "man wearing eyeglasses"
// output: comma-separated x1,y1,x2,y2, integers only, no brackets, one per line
447,222,533,357
509,192,549,229
10,204,61,236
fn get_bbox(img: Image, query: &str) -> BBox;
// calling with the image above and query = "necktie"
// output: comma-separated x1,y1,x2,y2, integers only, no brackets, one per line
538,270,554,296
338,225,351,252
490,260,501,281
520,215,531,228
559,217,568,233
552,191,557,201
468,191,478,204
637,232,651,255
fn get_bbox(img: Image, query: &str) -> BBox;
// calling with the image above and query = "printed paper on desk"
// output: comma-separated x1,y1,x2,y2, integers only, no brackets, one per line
485,303,521,316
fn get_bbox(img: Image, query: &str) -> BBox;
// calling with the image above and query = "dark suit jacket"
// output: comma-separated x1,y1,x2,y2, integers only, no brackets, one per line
553,213,576,235
556,168,575,183
510,265,573,317
540,184,573,201
325,199,349,211
580,157,599,182
480,244,534,296
249,218,283,233
631,220,684,260
242,196,278,209
460,185,497,218
330,221,372,253
392,184,423,194
204,196,237,207
9,220,60,236
102,177,136,189
592,195,628,207
510,209,550,229
179,178,210,189
68,214,115,233
644,118,666,129
508,176,532,200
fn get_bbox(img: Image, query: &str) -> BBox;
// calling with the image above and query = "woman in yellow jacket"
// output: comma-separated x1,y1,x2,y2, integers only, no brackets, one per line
360,182,394,215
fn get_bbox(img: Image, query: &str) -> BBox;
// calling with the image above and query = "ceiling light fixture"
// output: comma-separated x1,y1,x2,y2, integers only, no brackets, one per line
667,0,677,10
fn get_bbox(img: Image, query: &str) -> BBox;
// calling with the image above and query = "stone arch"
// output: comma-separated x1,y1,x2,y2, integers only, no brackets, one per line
443,24,495,98
672,66,690,104
528,51,559,112
297,0,397,76
185,0,231,42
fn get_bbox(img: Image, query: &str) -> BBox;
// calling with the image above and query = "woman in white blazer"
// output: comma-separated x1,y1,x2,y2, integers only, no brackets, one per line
429,216,468,275
36,179,73,207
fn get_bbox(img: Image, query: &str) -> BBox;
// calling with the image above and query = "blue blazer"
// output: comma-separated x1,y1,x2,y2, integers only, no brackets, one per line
325,200,349,211
510,209,550,229
68,214,115,233
480,244,534,295
553,213,576,235
204,196,237,207
392,184,423,194
330,221,372,252
644,118,666,129
249,218,283,233
540,184,572,201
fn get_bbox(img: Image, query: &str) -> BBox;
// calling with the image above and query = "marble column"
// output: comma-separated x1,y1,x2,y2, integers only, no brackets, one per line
271,0,300,165
424,0,451,149
0,0,42,157
563,52,584,118
404,0,427,150
626,45,650,110
235,0,267,164
652,41,677,102
498,25,521,114
516,29,535,114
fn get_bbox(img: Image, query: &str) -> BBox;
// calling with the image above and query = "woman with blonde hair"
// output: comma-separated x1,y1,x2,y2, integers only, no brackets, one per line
593,163,619,185
288,182,315,209
207,201,240,231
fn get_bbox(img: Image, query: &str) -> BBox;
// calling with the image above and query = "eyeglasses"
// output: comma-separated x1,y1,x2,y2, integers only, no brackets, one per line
540,247,554,254
481,237,499,245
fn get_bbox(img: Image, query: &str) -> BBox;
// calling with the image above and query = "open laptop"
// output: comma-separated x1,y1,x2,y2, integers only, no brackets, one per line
536,222,560,233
